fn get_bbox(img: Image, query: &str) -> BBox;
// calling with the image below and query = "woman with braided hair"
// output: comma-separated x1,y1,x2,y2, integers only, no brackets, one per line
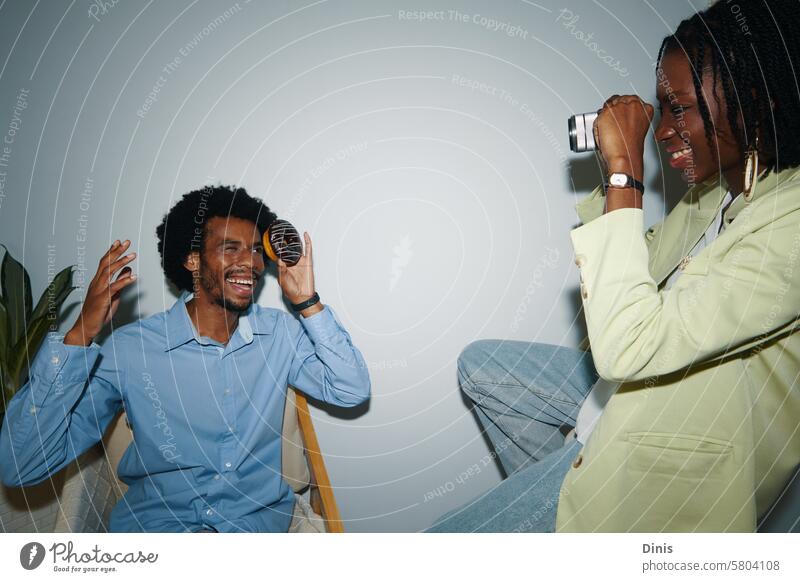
430,0,800,532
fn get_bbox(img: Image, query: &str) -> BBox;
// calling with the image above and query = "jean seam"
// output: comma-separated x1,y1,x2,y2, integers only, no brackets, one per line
469,380,579,406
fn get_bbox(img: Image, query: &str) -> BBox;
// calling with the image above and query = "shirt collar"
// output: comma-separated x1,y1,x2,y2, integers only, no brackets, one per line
163,291,272,351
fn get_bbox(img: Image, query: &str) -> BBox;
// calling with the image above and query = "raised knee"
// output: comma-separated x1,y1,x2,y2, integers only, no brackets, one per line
457,340,498,395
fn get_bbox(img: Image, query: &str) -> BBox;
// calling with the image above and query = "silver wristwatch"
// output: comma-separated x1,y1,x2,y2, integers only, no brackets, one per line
605,172,645,194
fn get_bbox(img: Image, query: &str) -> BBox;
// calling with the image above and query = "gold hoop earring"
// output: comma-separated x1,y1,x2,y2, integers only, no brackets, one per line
743,138,759,202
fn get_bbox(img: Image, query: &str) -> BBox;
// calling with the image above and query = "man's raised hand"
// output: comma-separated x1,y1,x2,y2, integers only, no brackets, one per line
64,240,137,346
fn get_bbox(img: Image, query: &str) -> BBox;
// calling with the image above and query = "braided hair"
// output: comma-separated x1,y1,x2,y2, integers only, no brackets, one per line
657,0,800,173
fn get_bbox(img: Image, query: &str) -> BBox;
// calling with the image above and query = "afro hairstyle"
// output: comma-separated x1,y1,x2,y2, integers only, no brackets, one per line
156,185,277,292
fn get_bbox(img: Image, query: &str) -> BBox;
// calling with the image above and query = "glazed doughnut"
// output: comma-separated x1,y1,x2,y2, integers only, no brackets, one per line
263,219,303,266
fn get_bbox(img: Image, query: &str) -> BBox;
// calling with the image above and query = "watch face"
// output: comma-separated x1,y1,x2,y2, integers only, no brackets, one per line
609,173,627,187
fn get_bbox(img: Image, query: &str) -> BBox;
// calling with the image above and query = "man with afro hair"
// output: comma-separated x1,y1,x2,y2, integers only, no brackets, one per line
0,184,371,532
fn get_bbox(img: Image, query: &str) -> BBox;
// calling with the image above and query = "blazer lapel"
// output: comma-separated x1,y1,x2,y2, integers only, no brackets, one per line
647,179,729,285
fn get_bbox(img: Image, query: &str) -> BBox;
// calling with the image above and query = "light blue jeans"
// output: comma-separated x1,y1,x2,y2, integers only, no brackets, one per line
427,340,598,532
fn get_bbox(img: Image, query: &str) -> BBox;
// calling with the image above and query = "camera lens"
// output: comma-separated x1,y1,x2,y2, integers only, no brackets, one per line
567,112,598,153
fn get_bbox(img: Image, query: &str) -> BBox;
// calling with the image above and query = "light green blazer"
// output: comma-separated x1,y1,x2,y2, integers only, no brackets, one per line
556,166,800,532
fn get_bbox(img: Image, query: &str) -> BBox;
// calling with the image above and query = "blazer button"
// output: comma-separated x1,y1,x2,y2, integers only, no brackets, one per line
572,454,583,469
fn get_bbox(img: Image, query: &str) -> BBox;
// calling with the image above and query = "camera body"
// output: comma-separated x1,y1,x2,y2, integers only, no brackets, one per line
568,112,598,153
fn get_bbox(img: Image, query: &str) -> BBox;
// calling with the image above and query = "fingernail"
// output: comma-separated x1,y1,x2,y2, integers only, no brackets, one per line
130,275,137,280
130,252,137,258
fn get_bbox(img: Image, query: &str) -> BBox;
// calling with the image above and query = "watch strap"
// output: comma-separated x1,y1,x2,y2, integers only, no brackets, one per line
291,292,320,312
604,173,645,194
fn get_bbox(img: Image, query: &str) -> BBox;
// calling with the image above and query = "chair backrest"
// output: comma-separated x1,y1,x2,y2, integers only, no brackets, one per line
101,388,312,495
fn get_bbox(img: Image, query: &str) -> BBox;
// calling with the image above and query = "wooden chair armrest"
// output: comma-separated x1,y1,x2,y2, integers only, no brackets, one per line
293,390,344,533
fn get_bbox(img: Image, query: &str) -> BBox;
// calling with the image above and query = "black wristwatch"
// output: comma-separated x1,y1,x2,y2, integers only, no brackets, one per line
291,292,321,312
605,172,645,194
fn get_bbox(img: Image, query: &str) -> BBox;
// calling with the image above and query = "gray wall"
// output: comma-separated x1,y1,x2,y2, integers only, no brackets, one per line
0,0,702,531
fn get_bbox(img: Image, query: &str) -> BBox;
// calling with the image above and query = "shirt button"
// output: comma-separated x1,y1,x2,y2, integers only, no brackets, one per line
225,462,232,468
574,254,587,268
29,405,37,415
580,283,589,300
206,509,213,516
51,355,60,365
214,474,221,480
224,388,231,395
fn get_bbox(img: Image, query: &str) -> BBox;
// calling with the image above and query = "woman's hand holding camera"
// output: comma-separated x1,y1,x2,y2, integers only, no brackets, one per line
594,94,654,178
594,95,654,211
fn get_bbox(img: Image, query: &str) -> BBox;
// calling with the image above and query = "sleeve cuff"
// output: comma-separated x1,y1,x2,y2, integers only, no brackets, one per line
575,184,606,225
569,207,648,328
571,207,645,254
29,332,102,384
298,305,339,344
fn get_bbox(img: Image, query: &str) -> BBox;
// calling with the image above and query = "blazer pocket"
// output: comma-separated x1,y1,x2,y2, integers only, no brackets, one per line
625,432,733,479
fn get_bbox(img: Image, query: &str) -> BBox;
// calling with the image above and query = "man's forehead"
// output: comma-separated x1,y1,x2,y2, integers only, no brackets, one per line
205,216,261,239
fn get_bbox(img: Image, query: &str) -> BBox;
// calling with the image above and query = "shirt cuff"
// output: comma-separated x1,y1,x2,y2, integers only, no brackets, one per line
298,305,340,344
29,332,102,385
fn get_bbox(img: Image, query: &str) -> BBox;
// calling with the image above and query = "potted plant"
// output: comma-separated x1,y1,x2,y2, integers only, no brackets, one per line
0,244,80,533
0,244,75,420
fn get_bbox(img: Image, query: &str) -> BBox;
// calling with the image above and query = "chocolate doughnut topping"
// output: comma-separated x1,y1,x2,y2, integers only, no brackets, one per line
266,219,303,266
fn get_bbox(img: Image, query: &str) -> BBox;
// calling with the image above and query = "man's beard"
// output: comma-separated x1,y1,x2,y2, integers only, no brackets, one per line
213,292,251,313
198,272,252,313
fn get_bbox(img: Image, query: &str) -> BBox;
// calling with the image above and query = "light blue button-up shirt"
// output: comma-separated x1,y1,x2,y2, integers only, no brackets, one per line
0,293,370,532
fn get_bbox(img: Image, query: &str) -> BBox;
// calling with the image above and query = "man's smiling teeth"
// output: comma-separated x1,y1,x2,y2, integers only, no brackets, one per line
226,277,253,286
672,147,692,159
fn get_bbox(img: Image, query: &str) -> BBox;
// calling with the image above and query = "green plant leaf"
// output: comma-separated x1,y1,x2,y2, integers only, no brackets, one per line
0,296,11,413
1,368,11,415
9,315,51,389
0,296,9,369
31,266,75,322
1,244,33,347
